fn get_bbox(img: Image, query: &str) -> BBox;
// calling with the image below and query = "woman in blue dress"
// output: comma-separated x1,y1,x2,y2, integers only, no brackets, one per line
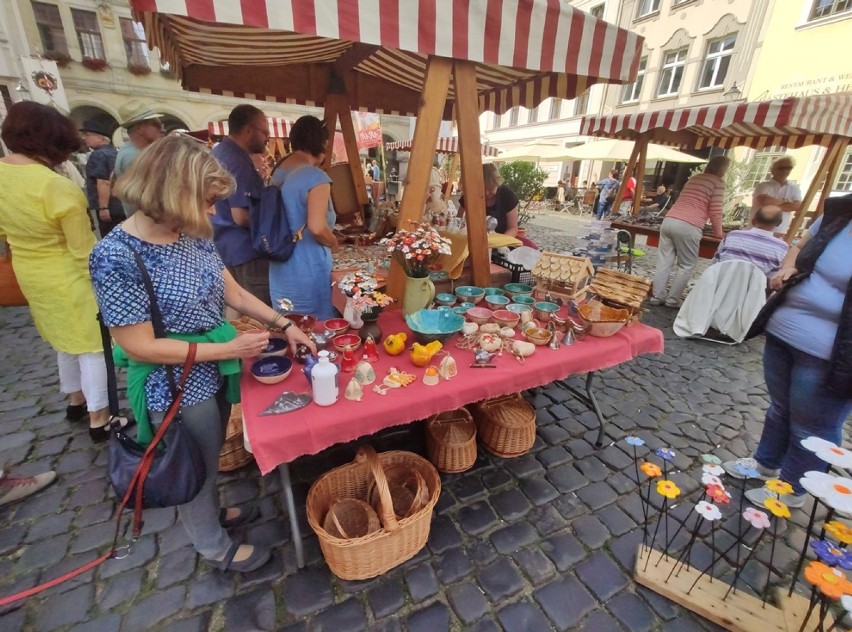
269,116,340,319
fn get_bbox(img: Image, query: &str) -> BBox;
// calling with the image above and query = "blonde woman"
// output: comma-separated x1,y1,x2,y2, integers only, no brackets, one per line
89,134,315,572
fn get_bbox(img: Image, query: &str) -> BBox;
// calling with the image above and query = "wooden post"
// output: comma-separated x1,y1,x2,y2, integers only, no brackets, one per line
611,139,642,215
784,139,845,242
453,59,490,287
327,93,370,208
444,152,460,200
321,98,339,173
632,136,649,216
812,139,849,221
386,56,453,301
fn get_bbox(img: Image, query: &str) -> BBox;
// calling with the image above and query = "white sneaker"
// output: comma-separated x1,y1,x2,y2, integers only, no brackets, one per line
745,487,807,509
0,471,57,507
722,457,779,481
649,297,664,306
664,298,682,308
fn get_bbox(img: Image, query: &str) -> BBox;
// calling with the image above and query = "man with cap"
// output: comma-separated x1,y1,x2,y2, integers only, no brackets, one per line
211,104,271,303
80,119,123,237
113,102,165,216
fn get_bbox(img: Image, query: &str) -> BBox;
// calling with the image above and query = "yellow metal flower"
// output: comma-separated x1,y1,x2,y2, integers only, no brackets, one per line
765,479,794,496
825,521,852,546
641,462,662,478
763,497,791,519
656,480,681,499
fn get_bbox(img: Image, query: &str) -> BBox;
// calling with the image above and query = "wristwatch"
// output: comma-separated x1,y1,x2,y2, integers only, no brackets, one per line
278,321,293,335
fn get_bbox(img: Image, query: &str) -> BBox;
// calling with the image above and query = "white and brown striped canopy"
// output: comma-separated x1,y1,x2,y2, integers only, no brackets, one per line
580,94,852,149
131,0,644,118
386,136,500,156
208,117,292,138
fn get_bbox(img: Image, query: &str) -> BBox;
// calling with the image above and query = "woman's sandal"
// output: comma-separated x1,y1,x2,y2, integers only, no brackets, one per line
206,543,271,573
219,504,260,529
66,403,88,422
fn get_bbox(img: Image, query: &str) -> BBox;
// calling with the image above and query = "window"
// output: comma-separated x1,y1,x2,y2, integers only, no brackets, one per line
71,9,105,61
589,4,605,18
835,149,852,191
32,2,68,55
657,48,687,97
508,107,519,127
636,0,660,18
549,98,563,120
573,91,589,117
621,57,647,103
743,148,788,190
698,34,736,90
120,18,149,67
809,0,851,21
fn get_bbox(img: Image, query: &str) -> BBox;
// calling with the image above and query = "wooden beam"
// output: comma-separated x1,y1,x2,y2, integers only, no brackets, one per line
327,92,370,209
632,135,649,216
320,96,340,172
611,139,642,215
784,140,845,242
334,43,380,74
453,60,490,287
812,139,848,221
444,152,460,201
386,56,453,301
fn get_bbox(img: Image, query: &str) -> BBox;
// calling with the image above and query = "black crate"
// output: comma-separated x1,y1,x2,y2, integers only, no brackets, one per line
491,253,533,285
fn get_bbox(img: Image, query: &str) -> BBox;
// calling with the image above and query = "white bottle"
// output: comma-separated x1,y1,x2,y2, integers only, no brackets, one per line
311,351,339,406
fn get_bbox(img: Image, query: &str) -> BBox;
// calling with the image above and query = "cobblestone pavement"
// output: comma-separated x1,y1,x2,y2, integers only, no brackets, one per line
0,212,826,631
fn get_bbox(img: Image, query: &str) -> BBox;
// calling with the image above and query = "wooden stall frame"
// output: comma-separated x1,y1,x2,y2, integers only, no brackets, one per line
785,139,850,240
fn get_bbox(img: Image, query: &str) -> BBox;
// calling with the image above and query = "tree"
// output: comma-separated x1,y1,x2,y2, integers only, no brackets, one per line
498,161,548,225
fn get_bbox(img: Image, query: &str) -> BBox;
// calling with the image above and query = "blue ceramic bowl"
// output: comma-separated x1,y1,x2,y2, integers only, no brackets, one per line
484,294,510,308
251,356,293,385
436,305,453,313
259,338,287,357
459,301,475,310
507,303,533,315
405,309,465,344
455,286,486,304
452,306,470,316
533,301,560,323
435,292,457,306
504,283,534,298
482,287,505,297
512,295,536,306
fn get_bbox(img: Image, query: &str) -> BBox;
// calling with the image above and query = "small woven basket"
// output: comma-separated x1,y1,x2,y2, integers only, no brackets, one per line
306,446,441,580
471,394,536,458
367,464,429,519
426,408,477,473
218,404,254,472
322,499,381,539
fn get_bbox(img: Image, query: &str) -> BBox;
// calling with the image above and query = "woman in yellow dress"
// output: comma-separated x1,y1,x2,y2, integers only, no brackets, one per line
0,102,109,441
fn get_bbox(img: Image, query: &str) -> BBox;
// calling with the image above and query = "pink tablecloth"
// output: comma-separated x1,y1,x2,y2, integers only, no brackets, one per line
242,311,664,474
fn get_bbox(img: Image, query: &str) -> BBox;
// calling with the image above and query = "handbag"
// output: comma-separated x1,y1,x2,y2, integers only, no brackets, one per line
744,271,808,340
105,248,206,509
0,247,27,307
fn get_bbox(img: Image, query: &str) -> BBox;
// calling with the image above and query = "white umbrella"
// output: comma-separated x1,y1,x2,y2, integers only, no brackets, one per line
560,139,706,163
494,138,579,162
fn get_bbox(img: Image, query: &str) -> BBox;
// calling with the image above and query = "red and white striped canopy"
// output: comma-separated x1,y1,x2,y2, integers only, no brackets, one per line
130,0,643,118
208,117,292,138
580,94,852,150
386,136,500,157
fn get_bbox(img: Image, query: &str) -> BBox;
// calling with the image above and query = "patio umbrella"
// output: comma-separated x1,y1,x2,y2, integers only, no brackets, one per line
496,139,579,162
560,139,706,163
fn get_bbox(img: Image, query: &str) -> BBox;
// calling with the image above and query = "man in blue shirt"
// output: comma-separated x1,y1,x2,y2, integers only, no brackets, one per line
212,105,271,303
113,102,165,217
80,119,122,237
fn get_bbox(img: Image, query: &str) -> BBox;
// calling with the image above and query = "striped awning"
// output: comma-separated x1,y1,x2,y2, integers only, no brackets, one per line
208,117,292,138
580,94,852,149
386,137,500,157
130,0,644,118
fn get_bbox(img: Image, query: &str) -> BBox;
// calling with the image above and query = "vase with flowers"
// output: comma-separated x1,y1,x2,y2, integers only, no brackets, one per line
352,290,394,342
380,221,453,315
338,271,383,330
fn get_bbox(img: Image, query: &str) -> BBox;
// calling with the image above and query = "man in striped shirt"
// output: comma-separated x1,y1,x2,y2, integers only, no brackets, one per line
712,205,789,277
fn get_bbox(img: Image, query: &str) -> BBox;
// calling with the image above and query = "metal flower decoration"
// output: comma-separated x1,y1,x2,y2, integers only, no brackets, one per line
811,540,852,570
801,471,852,515
701,454,722,465
763,497,791,519
701,473,723,487
734,462,760,479
764,478,794,496
625,436,645,447
742,507,771,529
655,447,676,462
695,500,722,521
825,521,852,546
656,480,681,499
702,464,724,477
803,561,852,600
801,437,852,469
705,484,731,504
640,462,662,478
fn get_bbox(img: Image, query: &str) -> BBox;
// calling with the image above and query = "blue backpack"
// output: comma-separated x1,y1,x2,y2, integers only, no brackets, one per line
248,165,306,262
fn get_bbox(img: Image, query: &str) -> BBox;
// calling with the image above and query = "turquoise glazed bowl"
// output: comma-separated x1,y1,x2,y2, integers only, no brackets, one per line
483,287,505,297
435,292,457,306
455,286,485,304
452,306,470,316
459,301,475,310
533,301,560,323
512,295,536,306
507,303,533,315
405,309,465,344
504,283,534,298
484,295,510,309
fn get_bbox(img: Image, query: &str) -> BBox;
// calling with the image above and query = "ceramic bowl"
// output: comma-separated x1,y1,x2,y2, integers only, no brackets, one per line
466,306,493,326
504,283,534,299
405,309,465,344
452,306,470,316
484,295,510,309
507,303,533,315
436,305,454,313
459,301,475,310
533,301,560,322
259,338,288,358
435,292,457,307
332,333,362,353
455,286,486,304
324,318,349,335
482,287,506,297
492,309,520,329
524,327,552,346
251,356,293,384
512,295,536,306
287,313,318,334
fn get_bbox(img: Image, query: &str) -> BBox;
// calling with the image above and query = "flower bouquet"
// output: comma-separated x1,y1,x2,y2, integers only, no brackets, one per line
338,272,392,327
379,221,452,279
338,271,381,297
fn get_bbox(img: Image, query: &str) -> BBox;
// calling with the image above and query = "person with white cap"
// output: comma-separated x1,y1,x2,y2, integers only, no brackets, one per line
113,102,165,217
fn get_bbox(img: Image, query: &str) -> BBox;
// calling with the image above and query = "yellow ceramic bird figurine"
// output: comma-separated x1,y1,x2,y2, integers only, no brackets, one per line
410,340,443,367
383,332,407,356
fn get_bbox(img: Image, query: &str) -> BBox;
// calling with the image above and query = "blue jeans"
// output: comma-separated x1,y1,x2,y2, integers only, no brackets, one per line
754,335,852,494
595,198,612,220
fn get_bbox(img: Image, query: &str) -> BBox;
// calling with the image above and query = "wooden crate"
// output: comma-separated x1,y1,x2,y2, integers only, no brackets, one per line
530,253,594,302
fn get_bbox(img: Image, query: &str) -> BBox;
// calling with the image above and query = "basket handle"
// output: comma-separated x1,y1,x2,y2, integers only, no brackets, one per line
330,507,350,539
355,446,399,532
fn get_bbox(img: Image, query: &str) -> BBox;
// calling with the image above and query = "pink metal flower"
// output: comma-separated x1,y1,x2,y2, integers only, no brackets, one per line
743,507,771,529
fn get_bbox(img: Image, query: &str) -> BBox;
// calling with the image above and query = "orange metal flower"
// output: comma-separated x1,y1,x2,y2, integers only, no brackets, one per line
825,521,852,546
656,480,681,499
803,561,852,600
763,497,791,519
641,462,662,478
765,478,794,496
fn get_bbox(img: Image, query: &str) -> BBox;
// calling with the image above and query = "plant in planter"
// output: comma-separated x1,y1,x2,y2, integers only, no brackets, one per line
498,161,547,227
81,57,108,71
127,63,151,76
43,50,72,67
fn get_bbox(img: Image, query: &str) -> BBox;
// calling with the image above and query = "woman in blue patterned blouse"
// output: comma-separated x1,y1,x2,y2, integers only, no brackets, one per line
90,134,315,573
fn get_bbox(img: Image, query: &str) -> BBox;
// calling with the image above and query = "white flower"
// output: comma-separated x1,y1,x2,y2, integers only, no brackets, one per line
800,471,852,516
842,594,852,613
701,473,723,487
695,500,722,521
801,437,852,469
702,464,724,476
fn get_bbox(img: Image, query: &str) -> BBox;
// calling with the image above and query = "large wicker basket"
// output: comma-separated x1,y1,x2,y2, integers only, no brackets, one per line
218,404,254,472
471,394,536,458
306,446,441,580
426,408,477,473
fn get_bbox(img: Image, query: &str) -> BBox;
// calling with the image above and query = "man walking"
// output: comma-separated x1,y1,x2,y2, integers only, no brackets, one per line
113,103,165,216
212,105,271,303
79,120,123,237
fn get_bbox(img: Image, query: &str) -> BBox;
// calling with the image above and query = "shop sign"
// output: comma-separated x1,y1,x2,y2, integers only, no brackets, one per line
19,57,70,113
770,73,852,100
352,112,382,149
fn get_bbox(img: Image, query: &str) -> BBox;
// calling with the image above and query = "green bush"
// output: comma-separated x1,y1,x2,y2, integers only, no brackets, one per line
498,161,548,225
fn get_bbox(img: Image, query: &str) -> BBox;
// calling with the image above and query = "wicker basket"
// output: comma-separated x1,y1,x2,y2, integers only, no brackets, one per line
306,446,441,580
230,315,266,333
426,408,477,473
218,404,254,472
367,464,429,519
471,394,536,458
323,499,381,539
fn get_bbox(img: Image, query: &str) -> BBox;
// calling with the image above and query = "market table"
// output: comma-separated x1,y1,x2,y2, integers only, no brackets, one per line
241,310,664,567
611,220,722,259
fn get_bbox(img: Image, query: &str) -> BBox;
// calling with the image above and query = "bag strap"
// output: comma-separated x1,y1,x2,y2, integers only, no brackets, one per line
271,162,309,239
98,313,121,418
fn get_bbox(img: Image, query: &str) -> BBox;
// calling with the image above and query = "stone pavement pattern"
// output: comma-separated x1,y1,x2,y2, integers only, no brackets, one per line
0,212,822,631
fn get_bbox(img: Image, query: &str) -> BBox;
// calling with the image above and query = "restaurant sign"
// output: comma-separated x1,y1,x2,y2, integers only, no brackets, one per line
770,73,852,100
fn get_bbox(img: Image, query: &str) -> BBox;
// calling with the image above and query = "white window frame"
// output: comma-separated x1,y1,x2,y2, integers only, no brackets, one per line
808,0,852,21
32,2,69,55
657,48,688,98
589,4,605,18
698,34,737,90
835,148,852,192
573,91,589,117
636,0,661,19
71,9,105,61
744,148,789,191
621,57,647,103
549,99,562,120
120,18,149,67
